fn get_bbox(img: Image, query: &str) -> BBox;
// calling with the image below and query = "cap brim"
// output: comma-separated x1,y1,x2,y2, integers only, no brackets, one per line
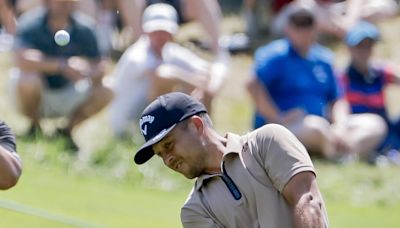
134,124,177,164
346,34,379,47
143,20,178,34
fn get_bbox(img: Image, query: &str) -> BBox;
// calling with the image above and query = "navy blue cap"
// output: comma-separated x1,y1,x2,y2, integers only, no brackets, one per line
134,92,207,164
345,21,380,47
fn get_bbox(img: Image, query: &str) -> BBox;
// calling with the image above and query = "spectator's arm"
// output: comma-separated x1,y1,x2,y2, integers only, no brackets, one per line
0,122,21,190
343,0,363,29
246,76,281,123
386,65,400,85
331,99,351,125
117,0,141,42
14,49,61,75
14,49,104,83
0,146,22,190
282,172,327,228
87,58,107,85
0,0,17,35
393,75,400,85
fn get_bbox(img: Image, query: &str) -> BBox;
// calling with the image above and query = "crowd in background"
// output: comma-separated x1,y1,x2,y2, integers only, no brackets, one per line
1,0,400,172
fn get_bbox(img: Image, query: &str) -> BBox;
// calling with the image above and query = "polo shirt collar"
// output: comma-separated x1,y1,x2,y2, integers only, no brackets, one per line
287,38,317,60
223,133,243,157
43,10,76,32
194,133,243,191
348,64,376,83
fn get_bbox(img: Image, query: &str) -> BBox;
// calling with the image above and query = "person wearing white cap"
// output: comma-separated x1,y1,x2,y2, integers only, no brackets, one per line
127,0,223,55
109,3,222,138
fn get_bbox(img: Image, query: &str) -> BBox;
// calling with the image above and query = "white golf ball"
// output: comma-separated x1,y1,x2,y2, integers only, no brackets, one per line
54,30,70,46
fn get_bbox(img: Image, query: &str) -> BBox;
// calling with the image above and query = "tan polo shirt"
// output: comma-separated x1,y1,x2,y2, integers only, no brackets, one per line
181,124,328,228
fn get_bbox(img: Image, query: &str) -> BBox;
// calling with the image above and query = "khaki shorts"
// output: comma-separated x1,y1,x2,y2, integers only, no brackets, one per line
9,68,92,118
40,80,91,118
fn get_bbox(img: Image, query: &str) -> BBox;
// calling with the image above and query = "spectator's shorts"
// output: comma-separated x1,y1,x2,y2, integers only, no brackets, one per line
9,68,92,118
39,80,91,118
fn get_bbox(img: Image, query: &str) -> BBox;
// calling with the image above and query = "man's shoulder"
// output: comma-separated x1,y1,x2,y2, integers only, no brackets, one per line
118,38,150,63
17,7,46,32
256,39,289,53
254,39,289,63
71,12,96,29
311,44,334,63
70,12,97,36
181,186,205,213
247,124,289,142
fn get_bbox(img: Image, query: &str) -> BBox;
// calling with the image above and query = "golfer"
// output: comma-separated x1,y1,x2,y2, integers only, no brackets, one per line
0,121,22,190
134,92,328,227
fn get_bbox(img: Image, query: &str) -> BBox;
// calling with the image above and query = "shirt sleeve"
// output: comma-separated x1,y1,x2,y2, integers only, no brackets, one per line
253,44,282,87
181,207,220,228
79,27,100,58
165,44,209,73
14,20,35,50
0,121,17,154
254,124,315,192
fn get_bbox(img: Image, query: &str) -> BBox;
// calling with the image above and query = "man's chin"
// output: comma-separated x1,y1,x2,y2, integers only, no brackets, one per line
182,173,196,179
181,171,199,179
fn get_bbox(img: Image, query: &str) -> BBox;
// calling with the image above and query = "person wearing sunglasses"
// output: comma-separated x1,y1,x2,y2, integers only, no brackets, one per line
247,2,386,161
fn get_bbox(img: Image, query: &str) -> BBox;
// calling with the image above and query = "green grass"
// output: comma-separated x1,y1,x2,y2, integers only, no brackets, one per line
2,15,400,227
2,149,400,227
0,139,192,228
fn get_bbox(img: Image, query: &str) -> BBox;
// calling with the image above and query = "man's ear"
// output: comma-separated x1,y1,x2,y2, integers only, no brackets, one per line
188,115,205,135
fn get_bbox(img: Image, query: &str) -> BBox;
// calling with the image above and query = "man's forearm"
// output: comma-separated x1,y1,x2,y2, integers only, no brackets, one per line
15,50,62,74
293,193,327,228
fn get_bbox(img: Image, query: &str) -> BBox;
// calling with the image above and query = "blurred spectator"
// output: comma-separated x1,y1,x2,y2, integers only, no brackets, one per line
280,0,399,38
243,0,293,39
11,0,137,56
130,0,223,56
0,0,16,52
246,3,386,160
307,0,398,39
0,121,22,190
76,0,137,56
0,0,17,35
109,3,227,138
14,0,42,14
245,0,398,40
11,0,113,151
339,21,400,164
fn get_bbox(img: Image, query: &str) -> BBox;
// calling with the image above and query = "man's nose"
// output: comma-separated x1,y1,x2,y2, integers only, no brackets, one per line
164,153,175,167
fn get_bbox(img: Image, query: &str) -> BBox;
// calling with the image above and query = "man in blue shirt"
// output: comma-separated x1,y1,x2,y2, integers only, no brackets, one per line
246,2,386,160
12,0,113,151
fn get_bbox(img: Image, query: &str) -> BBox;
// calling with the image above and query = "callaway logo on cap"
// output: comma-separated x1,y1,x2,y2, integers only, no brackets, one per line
134,92,207,165
139,115,155,136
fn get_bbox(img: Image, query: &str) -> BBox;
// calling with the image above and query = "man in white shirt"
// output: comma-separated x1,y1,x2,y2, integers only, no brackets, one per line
109,3,225,138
